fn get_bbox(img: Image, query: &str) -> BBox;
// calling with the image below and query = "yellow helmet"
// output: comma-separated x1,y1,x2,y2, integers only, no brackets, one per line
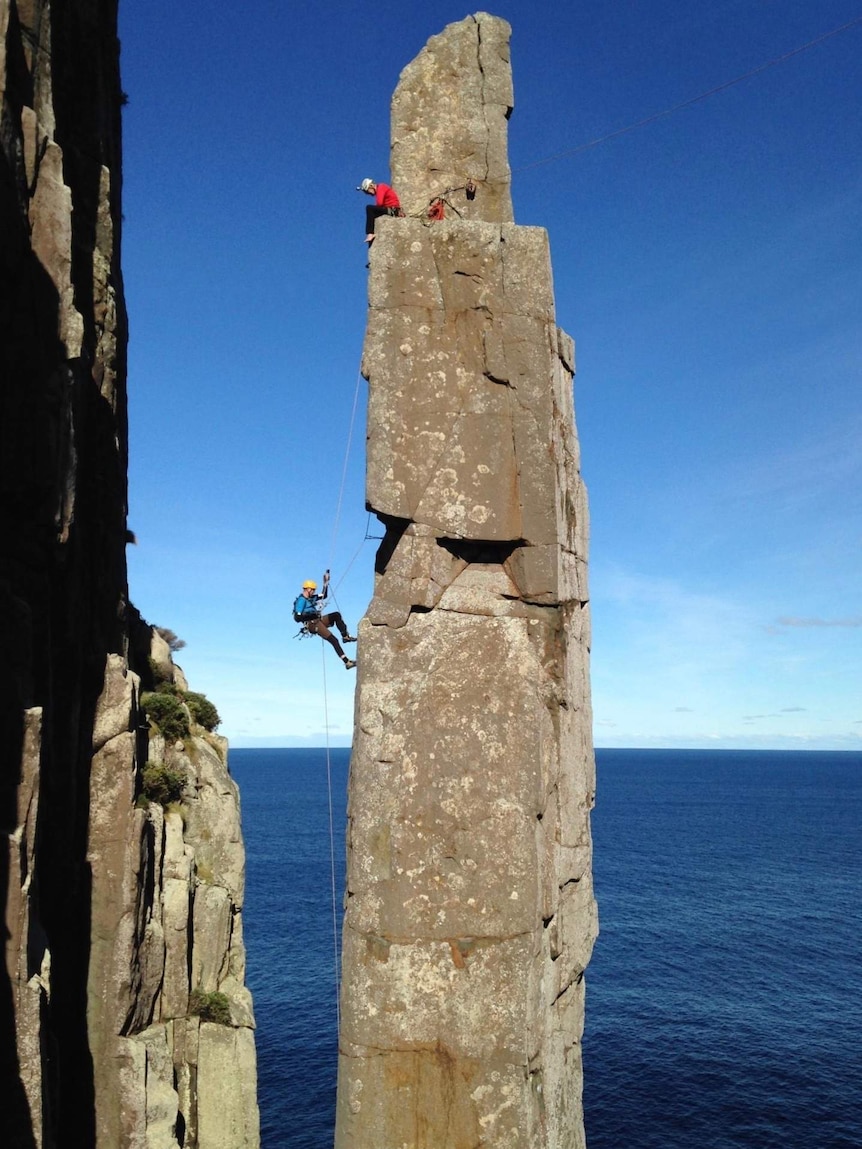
302,580,317,590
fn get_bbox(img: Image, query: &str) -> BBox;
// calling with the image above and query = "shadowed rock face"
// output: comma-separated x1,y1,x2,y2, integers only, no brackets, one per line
1,4,258,1145
336,15,597,1149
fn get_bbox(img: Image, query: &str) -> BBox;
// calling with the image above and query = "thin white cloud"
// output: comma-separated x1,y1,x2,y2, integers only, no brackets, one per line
597,566,757,675
776,616,862,629
594,731,862,751
724,415,862,510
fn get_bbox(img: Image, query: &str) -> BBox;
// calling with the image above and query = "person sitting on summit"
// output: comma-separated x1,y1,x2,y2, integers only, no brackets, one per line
293,576,357,669
357,177,402,244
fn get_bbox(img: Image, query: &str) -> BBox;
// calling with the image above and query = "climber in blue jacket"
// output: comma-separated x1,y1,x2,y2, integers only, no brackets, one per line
293,573,357,669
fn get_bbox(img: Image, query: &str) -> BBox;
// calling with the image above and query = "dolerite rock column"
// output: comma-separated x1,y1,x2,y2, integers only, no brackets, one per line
335,15,598,1149
391,11,514,222
2,2,130,1142
1,4,259,1146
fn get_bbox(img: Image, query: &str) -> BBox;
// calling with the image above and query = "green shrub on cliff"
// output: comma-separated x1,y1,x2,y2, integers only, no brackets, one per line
141,761,187,805
183,691,221,732
189,989,232,1025
141,685,220,735
141,691,189,742
148,675,180,696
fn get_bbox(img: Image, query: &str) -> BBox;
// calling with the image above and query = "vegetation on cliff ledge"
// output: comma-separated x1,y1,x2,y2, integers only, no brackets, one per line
141,685,221,736
141,760,188,805
183,690,221,731
141,690,190,741
189,989,232,1025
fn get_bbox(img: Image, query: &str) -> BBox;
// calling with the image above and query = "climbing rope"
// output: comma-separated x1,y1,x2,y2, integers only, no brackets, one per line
326,364,365,575
305,9,862,1050
511,15,862,175
400,183,472,222
407,15,862,206
314,351,375,1035
320,640,342,1034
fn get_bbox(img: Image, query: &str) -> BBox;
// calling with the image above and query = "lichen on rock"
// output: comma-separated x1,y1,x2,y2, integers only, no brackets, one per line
336,14,596,1149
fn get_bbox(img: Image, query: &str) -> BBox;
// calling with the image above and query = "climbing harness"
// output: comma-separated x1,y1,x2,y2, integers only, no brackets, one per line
294,565,348,1025
293,569,333,637
295,345,378,1035
296,380,367,1018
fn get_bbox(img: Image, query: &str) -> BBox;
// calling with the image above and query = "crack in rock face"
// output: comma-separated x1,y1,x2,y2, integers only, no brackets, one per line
337,14,597,1149
2,7,260,1144
391,13,514,223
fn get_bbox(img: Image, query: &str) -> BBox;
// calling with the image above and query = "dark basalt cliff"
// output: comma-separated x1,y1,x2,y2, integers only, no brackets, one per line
1,4,258,1145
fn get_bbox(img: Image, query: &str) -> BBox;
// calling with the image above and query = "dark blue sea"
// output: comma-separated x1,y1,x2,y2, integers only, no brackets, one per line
229,748,862,1148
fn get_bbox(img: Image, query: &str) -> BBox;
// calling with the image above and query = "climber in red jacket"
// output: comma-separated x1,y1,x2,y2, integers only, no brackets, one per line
357,178,402,243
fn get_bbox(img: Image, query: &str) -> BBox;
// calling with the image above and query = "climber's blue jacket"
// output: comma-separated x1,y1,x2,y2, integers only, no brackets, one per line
293,594,321,623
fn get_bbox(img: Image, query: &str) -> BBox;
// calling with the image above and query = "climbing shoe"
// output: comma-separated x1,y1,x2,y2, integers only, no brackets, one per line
343,658,357,670
344,635,357,643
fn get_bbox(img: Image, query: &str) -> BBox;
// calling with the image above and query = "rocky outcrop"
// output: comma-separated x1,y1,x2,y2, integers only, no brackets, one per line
1,4,258,1145
85,639,259,1149
391,12,514,222
336,14,597,1149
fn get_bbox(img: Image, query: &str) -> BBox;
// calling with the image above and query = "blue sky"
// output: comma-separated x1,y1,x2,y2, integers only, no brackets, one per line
118,1,862,750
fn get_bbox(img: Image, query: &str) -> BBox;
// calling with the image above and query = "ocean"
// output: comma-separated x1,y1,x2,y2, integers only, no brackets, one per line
229,748,861,1148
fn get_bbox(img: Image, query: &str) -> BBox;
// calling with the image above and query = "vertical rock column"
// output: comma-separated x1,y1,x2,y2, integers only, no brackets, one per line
1,5,259,1145
2,2,130,1141
336,15,597,1149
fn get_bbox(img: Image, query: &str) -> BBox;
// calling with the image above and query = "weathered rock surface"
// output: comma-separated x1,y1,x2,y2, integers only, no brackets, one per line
391,12,514,222
86,646,259,1149
1,4,258,1145
336,15,597,1149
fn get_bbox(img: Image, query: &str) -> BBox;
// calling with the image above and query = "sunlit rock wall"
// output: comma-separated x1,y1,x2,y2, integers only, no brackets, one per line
85,632,260,1149
336,14,597,1149
391,11,514,222
1,4,258,1145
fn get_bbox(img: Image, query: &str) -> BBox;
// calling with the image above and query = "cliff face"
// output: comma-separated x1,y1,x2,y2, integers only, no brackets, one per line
84,636,259,1149
1,4,258,1146
336,14,597,1149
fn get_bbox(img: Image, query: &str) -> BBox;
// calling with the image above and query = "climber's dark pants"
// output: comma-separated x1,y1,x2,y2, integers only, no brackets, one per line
306,612,348,659
365,205,398,235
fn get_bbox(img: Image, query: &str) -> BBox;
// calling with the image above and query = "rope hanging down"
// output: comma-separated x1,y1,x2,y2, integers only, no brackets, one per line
512,14,862,175
315,357,371,1031
327,364,365,575
398,17,862,220
320,642,342,1033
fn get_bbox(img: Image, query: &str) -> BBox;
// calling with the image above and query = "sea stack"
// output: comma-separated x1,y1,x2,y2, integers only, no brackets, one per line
335,14,597,1149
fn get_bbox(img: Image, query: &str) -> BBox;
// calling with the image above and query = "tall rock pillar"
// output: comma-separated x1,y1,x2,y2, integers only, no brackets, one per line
336,14,597,1149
